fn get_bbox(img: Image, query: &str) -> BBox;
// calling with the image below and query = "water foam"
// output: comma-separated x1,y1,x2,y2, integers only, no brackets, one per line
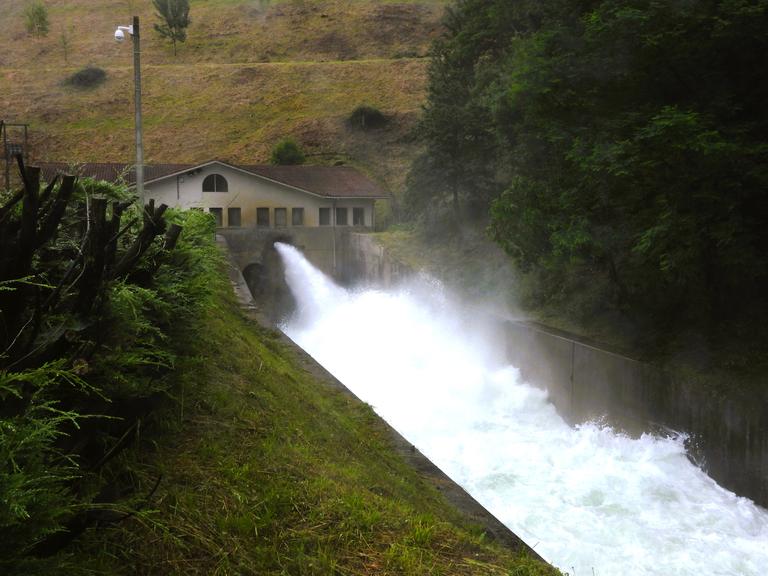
275,242,768,576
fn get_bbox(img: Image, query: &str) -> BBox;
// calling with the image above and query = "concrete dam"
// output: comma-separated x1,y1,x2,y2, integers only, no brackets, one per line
221,229,768,575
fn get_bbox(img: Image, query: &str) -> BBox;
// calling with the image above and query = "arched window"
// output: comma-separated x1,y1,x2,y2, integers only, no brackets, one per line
202,174,228,193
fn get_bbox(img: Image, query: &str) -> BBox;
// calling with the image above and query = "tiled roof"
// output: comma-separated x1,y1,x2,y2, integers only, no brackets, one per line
243,165,389,199
39,162,131,184
37,160,389,199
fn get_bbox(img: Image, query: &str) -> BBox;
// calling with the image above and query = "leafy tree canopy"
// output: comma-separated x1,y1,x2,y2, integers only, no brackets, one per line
410,0,768,356
271,138,306,165
24,1,49,38
153,0,191,56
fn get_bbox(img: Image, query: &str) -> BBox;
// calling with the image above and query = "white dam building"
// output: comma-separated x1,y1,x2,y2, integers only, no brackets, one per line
39,159,389,230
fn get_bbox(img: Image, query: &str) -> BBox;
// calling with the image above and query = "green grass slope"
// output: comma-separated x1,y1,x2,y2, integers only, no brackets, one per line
1,0,448,191
69,265,556,575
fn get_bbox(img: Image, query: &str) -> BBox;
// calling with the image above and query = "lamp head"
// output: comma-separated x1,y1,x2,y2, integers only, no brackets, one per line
114,28,125,42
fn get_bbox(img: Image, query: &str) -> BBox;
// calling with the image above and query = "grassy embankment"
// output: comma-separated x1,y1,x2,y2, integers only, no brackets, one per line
70,256,557,575
1,0,447,194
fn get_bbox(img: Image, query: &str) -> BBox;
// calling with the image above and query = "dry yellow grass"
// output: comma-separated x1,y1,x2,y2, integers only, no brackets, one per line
1,0,448,192
2,60,428,184
1,0,446,68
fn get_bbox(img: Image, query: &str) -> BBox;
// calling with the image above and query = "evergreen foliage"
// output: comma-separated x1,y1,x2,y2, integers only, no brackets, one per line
409,0,768,357
23,1,49,38
59,26,72,64
152,0,191,56
0,161,221,573
270,138,306,165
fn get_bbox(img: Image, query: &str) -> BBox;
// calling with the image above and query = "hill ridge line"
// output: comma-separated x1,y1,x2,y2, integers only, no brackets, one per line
0,57,428,74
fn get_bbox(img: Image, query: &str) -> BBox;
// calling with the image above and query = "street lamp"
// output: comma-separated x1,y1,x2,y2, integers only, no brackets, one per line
114,16,144,201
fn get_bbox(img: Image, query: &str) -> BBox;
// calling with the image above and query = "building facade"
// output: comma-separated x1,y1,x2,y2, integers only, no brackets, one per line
39,160,389,230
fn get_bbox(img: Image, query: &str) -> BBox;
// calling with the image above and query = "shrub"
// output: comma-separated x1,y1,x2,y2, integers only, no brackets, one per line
24,1,49,38
270,138,306,165
64,66,107,89
348,105,388,131
0,168,222,570
0,362,84,573
152,0,191,56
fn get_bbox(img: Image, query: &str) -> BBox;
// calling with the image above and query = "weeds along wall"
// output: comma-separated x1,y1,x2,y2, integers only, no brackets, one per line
0,160,224,574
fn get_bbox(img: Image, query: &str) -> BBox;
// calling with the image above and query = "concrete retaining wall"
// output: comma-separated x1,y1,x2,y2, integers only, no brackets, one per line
220,227,342,277
340,233,413,286
505,320,768,507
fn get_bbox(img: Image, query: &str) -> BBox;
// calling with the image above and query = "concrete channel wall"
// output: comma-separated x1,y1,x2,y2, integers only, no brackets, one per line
341,233,413,286
504,321,768,507
343,233,768,509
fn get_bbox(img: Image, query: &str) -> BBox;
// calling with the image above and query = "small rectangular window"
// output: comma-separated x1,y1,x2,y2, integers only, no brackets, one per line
275,208,287,227
209,207,223,227
227,207,241,227
353,207,365,226
335,207,348,226
319,207,331,226
257,207,270,227
292,207,304,226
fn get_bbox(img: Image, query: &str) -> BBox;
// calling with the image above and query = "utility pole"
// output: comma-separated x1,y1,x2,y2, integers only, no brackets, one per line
115,16,144,200
132,16,144,201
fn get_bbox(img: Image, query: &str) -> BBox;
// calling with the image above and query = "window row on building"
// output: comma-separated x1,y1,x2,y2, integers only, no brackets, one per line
319,207,366,226
206,206,367,228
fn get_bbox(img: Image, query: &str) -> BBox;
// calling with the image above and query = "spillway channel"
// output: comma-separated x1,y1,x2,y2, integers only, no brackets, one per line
275,242,768,576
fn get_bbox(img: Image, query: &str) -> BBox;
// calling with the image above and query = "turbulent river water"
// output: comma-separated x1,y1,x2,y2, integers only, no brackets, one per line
275,242,768,576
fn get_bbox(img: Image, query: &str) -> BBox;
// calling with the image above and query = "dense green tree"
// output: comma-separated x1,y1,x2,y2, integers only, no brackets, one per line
153,0,191,56
405,3,501,227
271,138,306,165
411,0,768,354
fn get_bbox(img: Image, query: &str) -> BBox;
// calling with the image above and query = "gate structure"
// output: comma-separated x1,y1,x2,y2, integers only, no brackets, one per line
1,121,29,191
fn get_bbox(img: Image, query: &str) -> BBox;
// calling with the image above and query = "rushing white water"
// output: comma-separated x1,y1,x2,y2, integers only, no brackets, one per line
275,242,768,576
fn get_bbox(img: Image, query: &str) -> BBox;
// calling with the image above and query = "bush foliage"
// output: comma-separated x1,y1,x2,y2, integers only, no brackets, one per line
408,0,768,357
63,66,107,89
348,105,388,131
270,137,305,165
24,1,49,38
0,164,221,573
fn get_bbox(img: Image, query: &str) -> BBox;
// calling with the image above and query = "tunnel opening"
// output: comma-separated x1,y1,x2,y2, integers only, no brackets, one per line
243,235,296,323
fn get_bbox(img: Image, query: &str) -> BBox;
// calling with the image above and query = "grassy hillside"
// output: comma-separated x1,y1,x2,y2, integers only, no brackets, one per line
1,0,448,191
64,262,556,576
